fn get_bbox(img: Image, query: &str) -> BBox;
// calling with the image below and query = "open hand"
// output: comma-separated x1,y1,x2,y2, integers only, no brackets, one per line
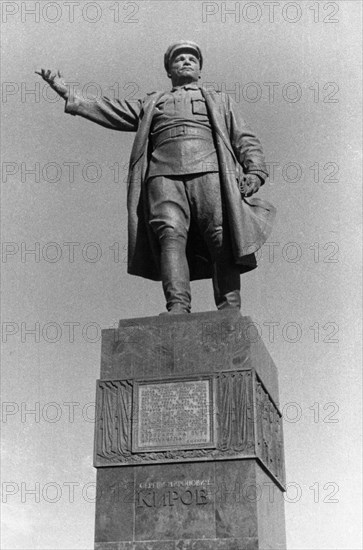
35,69,68,99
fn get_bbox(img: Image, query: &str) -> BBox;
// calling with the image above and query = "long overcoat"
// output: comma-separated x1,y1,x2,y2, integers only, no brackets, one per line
66,87,276,281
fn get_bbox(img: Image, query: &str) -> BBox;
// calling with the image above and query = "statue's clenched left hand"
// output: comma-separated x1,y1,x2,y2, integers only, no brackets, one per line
35,69,68,99
240,174,261,197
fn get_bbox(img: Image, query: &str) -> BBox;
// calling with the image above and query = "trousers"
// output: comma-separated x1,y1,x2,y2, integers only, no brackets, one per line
147,173,241,312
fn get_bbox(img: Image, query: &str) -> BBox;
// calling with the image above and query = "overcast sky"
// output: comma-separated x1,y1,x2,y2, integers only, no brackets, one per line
1,1,362,549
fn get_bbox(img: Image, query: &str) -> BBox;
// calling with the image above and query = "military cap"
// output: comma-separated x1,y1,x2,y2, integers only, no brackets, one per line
164,41,203,72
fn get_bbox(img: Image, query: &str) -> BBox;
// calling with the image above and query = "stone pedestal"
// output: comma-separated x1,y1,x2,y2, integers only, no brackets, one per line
94,310,286,549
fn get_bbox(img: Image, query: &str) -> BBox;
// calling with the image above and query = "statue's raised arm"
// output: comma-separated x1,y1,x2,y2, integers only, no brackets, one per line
35,68,141,131
35,69,69,99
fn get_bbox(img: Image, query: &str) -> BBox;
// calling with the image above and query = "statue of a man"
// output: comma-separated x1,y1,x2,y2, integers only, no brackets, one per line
36,41,275,314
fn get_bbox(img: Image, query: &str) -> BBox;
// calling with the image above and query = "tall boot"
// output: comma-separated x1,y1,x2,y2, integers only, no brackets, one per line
160,234,191,313
212,252,241,310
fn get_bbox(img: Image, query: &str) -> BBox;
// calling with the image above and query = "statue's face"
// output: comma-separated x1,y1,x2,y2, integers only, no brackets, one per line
168,51,201,85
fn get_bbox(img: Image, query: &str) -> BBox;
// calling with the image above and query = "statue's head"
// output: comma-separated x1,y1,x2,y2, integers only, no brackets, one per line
164,41,203,86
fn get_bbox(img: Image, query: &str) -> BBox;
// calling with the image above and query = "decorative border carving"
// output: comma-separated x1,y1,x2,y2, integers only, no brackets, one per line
95,380,133,460
255,374,285,482
216,370,255,454
94,370,285,486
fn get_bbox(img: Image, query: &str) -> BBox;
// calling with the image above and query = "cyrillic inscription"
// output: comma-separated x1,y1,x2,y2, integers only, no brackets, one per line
136,487,209,508
133,378,214,452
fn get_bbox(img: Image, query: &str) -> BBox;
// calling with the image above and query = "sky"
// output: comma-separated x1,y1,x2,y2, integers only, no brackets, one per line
1,1,362,548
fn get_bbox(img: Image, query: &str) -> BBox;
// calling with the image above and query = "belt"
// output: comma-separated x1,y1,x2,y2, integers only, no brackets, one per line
152,125,213,149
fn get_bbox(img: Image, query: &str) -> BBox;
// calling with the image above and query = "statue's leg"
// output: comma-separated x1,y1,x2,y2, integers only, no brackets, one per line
186,172,241,310
147,176,191,313
211,253,241,309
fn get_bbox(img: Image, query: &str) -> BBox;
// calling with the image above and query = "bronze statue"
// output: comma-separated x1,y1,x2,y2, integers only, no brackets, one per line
36,41,275,314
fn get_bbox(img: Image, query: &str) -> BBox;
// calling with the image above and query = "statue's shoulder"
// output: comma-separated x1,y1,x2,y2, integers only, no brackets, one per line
144,90,165,98
202,87,226,99
141,90,165,106
202,88,230,110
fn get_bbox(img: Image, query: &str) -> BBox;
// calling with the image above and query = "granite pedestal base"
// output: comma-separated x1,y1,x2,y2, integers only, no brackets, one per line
94,310,286,550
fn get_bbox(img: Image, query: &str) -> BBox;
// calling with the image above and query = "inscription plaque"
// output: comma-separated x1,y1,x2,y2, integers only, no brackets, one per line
132,377,215,452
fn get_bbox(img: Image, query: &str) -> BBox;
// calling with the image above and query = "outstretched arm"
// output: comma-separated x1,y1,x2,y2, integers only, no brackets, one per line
35,68,142,132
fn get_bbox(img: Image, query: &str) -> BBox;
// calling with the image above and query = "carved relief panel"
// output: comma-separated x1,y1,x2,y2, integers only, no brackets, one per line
94,370,284,486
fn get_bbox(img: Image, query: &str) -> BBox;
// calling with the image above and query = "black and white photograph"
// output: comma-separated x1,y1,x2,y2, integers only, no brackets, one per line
1,1,362,548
